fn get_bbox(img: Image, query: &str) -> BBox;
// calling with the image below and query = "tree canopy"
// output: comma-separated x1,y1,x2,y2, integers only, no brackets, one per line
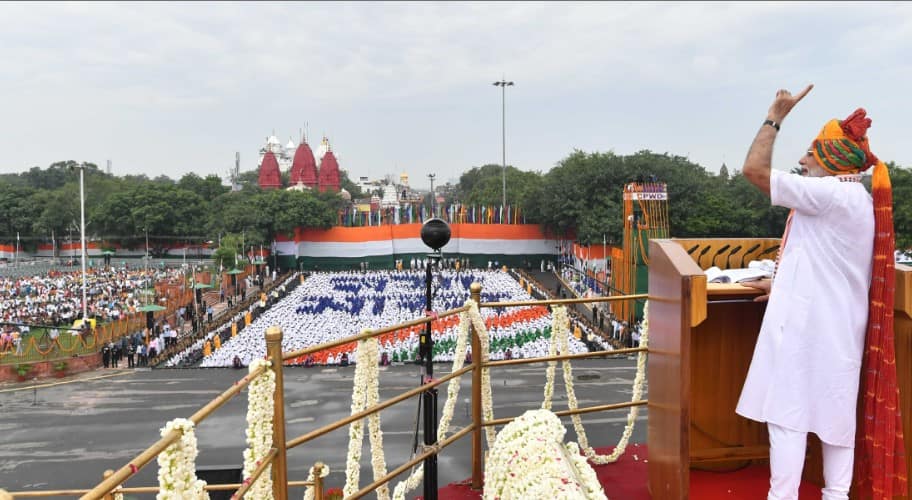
1,152,910,253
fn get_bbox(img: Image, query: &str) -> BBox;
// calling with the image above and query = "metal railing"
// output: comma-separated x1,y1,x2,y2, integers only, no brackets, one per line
8,281,647,499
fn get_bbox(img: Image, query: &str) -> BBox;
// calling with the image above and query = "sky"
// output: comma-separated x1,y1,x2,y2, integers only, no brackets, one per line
2,2,911,189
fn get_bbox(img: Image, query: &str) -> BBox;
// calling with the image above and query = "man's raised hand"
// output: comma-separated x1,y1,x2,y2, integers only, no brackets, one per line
767,84,813,124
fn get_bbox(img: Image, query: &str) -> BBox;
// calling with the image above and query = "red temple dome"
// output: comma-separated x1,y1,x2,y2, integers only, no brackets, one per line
318,149,341,193
258,151,282,190
290,141,318,188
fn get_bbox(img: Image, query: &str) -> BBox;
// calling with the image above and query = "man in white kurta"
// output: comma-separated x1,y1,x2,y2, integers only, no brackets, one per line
738,85,875,500
736,169,873,443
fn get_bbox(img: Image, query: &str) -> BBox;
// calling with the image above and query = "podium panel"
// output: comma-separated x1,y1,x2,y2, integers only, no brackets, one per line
648,241,912,499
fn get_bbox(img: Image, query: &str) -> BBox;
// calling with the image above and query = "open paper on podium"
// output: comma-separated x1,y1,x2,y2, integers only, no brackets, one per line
704,266,771,284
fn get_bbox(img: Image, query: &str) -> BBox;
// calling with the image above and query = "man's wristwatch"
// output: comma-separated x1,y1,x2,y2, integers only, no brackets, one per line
763,119,781,131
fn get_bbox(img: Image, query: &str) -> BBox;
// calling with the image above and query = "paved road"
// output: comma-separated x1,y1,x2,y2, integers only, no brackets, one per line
0,358,645,497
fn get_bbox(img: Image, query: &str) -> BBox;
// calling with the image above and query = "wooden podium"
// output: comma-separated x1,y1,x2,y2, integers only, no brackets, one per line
647,238,912,499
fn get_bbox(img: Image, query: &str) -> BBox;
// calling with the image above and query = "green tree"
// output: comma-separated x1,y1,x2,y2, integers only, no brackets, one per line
889,163,912,250
30,189,80,251
455,164,543,208
0,183,36,237
178,173,230,201
213,233,243,270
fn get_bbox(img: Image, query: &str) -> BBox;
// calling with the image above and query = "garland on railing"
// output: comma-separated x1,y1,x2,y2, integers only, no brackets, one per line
156,418,209,500
241,359,275,500
391,301,495,500
343,336,390,500
303,464,330,500
542,303,649,464
483,409,606,499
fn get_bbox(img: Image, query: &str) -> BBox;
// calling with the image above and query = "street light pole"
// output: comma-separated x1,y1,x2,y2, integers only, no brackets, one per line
492,79,514,212
78,164,88,322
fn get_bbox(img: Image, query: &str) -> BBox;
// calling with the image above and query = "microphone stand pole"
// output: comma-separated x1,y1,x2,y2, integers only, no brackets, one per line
421,251,440,500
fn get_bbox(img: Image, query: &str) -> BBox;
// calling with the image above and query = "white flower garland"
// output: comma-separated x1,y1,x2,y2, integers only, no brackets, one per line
303,464,330,500
156,418,209,500
242,359,276,500
483,409,606,500
392,301,494,500
543,303,649,464
343,336,390,500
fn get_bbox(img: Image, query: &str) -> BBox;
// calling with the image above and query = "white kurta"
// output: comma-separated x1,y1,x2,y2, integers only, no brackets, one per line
736,170,873,447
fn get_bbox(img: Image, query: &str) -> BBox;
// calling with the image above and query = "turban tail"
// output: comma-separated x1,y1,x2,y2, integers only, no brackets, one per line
828,109,911,499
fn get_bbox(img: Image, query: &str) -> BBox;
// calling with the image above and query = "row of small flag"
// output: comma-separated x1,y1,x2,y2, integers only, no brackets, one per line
338,204,526,226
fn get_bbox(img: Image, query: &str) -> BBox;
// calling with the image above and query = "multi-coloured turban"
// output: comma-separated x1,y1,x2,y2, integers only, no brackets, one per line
811,108,878,175
829,109,912,499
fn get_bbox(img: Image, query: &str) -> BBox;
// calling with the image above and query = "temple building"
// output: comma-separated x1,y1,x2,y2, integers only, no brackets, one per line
257,134,295,172
258,151,282,189
257,133,340,192
290,138,318,189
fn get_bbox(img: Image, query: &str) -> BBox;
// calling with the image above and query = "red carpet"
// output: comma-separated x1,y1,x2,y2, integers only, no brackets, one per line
437,444,822,499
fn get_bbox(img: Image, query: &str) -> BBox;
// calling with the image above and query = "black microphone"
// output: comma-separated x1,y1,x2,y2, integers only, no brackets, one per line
698,245,711,267
711,244,731,267
739,243,761,267
687,244,700,255
725,245,743,269
758,244,780,257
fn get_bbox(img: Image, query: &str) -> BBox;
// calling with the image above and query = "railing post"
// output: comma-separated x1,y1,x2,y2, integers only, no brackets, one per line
469,282,483,490
265,326,288,500
101,469,114,500
313,462,324,500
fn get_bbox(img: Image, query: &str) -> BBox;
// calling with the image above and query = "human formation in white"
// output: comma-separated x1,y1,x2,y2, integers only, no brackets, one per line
163,274,299,368
198,270,593,367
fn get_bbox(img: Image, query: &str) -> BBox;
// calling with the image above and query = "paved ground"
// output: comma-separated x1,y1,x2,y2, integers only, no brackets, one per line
0,357,646,497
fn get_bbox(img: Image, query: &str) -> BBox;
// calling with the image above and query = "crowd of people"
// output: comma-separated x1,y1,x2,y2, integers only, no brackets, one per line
0,266,187,328
0,265,193,355
192,269,596,368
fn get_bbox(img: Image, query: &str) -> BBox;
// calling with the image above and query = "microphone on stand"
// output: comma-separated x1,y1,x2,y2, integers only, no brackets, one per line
697,245,712,268
711,244,731,267
758,244,780,258
739,243,761,268
686,244,700,255
725,245,743,269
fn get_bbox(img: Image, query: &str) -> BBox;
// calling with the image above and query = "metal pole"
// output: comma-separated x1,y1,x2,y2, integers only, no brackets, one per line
265,326,289,500
469,282,483,489
80,166,88,322
428,174,436,218
501,82,506,211
422,253,438,500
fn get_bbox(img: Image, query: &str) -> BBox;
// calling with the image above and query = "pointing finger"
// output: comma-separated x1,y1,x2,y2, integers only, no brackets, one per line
795,84,814,102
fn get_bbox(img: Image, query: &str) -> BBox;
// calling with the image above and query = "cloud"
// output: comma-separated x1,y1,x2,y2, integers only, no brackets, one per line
1,2,912,183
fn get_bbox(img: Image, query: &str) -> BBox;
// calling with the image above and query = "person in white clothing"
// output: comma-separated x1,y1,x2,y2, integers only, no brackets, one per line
738,85,906,500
